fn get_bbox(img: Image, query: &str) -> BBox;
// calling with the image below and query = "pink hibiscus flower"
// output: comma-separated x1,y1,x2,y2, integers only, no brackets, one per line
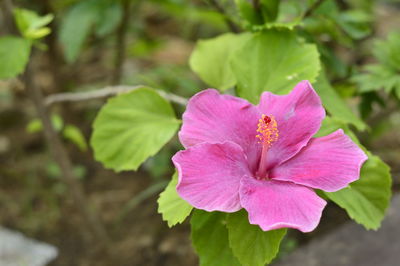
172,81,367,232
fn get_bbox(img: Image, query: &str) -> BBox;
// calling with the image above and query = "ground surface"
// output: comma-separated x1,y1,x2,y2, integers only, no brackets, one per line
274,194,400,266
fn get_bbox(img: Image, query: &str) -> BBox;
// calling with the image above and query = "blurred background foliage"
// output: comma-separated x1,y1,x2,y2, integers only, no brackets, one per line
0,0,400,265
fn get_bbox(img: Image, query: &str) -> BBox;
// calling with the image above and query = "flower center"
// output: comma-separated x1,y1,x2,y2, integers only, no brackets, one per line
256,114,279,179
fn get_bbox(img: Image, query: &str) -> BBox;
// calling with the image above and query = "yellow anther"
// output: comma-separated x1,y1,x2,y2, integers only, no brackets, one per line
256,114,279,147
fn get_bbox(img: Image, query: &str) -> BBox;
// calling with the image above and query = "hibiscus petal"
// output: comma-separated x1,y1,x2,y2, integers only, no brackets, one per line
258,80,325,169
179,89,261,172
271,129,368,192
173,141,252,212
240,177,326,233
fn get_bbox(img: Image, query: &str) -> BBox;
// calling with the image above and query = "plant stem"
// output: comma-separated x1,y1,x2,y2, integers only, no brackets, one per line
111,0,133,85
208,0,240,33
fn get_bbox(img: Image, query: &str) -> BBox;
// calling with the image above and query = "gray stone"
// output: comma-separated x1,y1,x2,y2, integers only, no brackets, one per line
0,227,58,266
274,194,400,266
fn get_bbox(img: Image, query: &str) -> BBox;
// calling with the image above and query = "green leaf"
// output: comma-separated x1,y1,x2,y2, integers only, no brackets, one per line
373,32,400,71
227,210,286,266
353,32,400,99
231,30,320,103
189,33,251,91
157,172,193,227
314,72,367,131
325,154,392,230
191,210,240,266
63,124,88,151
91,87,180,172
59,0,125,61
336,10,372,40
0,36,31,79
14,8,53,31
59,0,99,63
353,65,400,95
303,0,355,47
157,2,226,30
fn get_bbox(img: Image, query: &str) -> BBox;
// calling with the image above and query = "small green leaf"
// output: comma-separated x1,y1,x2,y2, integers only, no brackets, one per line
26,114,64,133
26,27,52,39
191,210,240,266
13,8,54,40
26,118,42,133
314,71,367,131
231,30,320,103
325,154,392,230
63,124,88,151
91,87,180,172
51,115,64,131
0,36,31,79
189,33,251,91
157,172,193,227
227,210,286,266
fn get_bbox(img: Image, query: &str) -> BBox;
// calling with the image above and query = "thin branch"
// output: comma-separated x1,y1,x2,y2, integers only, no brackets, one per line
208,0,240,33
1,0,18,34
24,52,109,244
44,85,188,106
3,1,108,244
303,0,325,18
40,0,66,90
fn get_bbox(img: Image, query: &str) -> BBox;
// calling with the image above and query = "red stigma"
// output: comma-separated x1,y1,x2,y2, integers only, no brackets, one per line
263,116,271,124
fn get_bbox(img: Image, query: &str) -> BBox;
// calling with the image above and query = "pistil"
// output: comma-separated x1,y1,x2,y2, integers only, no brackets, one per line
255,115,279,179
